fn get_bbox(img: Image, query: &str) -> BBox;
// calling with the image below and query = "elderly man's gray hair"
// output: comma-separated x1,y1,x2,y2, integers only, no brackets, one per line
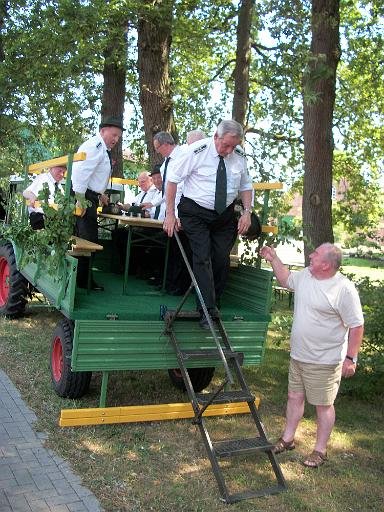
321,243,343,270
153,132,175,146
186,129,207,145
216,119,243,139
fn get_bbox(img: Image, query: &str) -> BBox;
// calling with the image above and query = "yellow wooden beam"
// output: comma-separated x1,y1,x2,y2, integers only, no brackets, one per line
262,225,278,234
110,177,137,186
59,399,260,427
28,152,87,173
253,182,283,191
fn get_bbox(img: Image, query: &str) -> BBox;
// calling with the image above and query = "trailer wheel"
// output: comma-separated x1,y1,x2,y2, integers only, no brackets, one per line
168,367,215,392
0,243,28,317
50,318,92,399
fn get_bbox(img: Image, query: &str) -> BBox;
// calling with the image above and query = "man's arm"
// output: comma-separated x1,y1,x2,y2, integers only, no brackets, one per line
259,245,291,287
23,190,37,207
342,325,364,378
237,189,252,235
163,181,178,237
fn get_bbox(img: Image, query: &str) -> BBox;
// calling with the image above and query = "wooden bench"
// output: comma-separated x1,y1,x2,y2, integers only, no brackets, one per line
67,237,103,293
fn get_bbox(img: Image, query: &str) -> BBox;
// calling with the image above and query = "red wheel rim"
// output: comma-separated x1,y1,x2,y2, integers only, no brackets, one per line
0,256,10,307
52,337,63,382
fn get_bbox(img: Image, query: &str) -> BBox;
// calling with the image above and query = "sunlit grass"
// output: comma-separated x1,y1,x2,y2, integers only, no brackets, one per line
1,301,383,512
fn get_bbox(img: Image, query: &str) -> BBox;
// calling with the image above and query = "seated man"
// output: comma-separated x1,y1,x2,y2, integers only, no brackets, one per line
23,165,66,230
112,170,159,274
117,171,158,216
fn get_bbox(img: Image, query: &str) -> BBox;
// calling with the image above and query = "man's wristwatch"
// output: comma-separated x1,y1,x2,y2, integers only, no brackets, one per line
242,207,252,215
345,355,358,364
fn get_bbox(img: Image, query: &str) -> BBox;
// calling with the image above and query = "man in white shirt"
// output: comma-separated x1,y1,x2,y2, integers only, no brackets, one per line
23,165,66,230
260,243,364,468
72,116,124,290
164,120,253,326
118,171,158,216
153,132,193,295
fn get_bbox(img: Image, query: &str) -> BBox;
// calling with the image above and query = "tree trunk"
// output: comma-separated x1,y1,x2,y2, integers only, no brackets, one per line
101,19,127,178
232,0,254,130
137,0,175,167
302,0,340,263
0,0,6,63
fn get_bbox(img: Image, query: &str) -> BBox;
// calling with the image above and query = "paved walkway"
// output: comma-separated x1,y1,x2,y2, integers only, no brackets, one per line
0,370,104,512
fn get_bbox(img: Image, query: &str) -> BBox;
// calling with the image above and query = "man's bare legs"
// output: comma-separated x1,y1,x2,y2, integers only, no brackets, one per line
281,390,305,442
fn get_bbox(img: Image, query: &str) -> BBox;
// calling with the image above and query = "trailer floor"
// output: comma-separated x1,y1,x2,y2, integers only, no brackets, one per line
71,270,259,322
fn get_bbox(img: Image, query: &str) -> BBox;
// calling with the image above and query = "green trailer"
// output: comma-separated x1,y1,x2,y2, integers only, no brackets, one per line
0,154,287,503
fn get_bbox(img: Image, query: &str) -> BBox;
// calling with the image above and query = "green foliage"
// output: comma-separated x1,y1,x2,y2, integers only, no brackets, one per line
0,185,80,277
270,312,293,346
341,275,384,399
332,152,384,249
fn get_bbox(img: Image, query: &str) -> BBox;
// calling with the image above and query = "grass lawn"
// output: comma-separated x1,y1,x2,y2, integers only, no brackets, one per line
341,257,384,281
0,300,383,512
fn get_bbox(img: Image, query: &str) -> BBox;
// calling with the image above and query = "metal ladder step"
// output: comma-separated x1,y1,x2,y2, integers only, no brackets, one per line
213,437,274,458
180,349,243,364
196,390,254,405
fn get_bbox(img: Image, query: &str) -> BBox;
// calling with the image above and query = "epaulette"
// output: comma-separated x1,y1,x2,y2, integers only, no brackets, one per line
193,144,207,155
96,142,102,149
234,146,246,157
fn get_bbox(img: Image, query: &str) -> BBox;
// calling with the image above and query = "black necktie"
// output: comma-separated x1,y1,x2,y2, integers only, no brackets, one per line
161,157,170,197
154,204,161,219
140,191,147,202
214,156,227,214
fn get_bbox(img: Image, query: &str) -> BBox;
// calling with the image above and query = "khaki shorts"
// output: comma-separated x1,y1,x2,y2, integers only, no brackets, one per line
288,358,342,406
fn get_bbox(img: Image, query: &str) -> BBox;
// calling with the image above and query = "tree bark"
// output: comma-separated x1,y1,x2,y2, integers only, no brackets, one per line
137,0,175,167
232,0,254,130
302,0,340,262
0,0,6,63
101,18,127,178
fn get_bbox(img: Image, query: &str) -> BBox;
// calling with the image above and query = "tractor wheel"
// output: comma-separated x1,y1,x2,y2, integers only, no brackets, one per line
50,318,92,399
168,367,215,393
0,243,28,318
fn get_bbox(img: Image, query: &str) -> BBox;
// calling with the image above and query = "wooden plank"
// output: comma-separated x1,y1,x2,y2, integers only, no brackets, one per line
110,177,137,186
98,213,163,228
59,399,260,427
253,182,283,191
28,152,87,173
71,236,103,252
261,225,278,234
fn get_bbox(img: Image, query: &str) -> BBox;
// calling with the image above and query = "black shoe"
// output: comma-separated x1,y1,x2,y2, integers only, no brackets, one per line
199,314,210,330
91,281,104,291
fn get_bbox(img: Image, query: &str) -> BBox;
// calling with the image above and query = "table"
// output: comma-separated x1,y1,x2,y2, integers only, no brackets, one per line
98,214,170,294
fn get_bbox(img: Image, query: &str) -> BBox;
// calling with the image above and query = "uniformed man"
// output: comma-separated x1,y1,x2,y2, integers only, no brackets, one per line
72,115,124,290
23,165,66,230
164,119,253,328
153,132,192,295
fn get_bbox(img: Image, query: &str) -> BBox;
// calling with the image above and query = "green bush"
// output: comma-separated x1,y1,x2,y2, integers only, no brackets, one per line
340,276,384,399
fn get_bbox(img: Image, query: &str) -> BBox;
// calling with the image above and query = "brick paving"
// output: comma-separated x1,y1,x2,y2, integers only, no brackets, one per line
0,370,104,512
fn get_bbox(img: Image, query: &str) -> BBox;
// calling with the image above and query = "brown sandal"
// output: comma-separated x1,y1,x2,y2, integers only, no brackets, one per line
273,437,296,454
303,450,327,468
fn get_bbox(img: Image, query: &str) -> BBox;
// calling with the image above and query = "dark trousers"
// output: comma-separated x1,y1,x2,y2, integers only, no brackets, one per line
166,231,192,294
29,212,45,230
178,196,237,310
75,190,99,287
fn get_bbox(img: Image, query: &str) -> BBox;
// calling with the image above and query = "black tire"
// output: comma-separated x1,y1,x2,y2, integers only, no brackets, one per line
168,367,215,392
50,318,92,399
0,242,28,318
